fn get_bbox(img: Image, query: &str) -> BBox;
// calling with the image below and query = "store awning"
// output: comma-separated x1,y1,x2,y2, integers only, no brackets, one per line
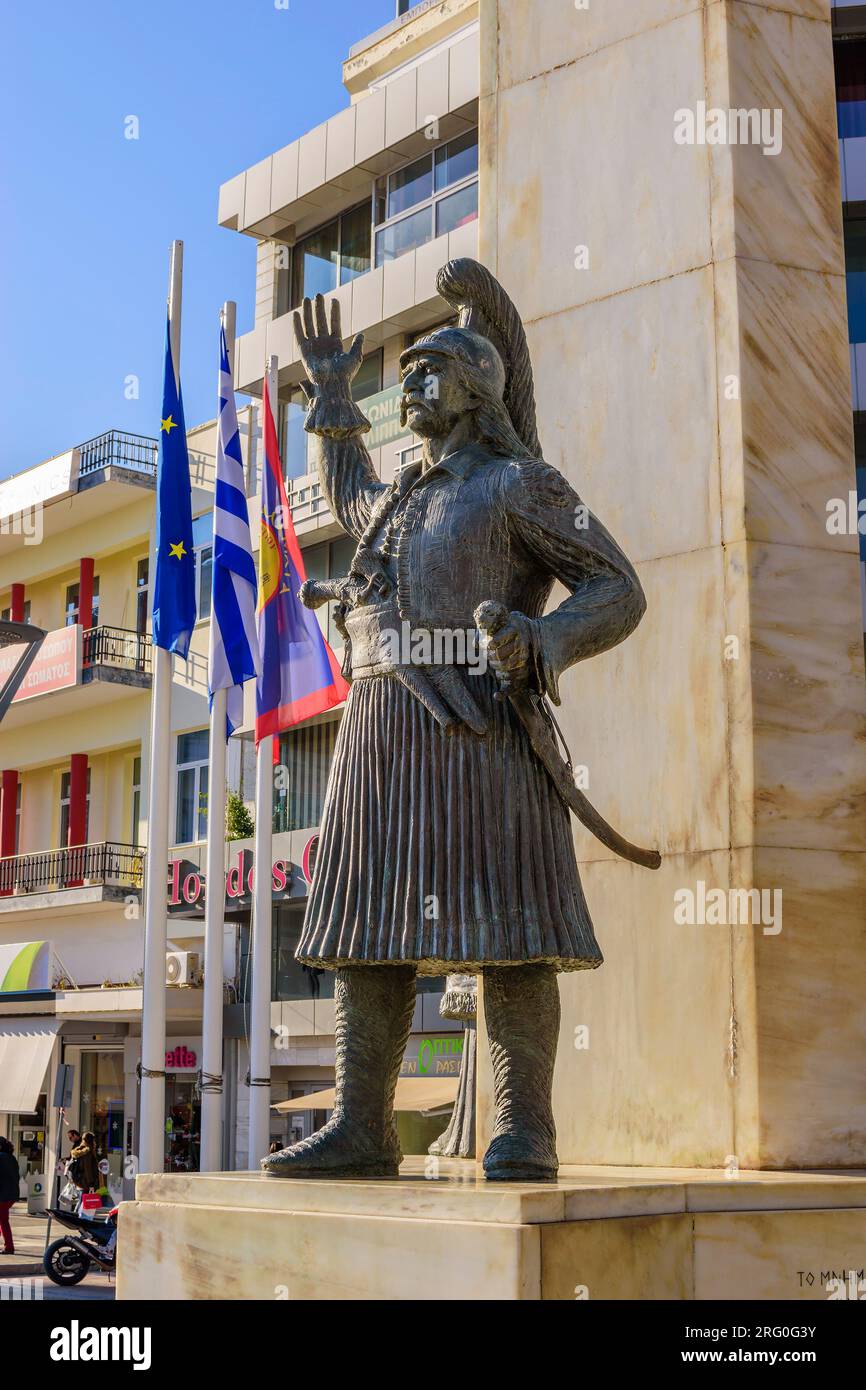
0,1018,60,1113
273,1076,459,1115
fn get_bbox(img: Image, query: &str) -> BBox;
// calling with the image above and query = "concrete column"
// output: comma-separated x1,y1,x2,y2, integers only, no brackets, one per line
0,767,18,895
10,584,24,622
68,753,88,847
255,240,289,327
477,0,866,1169
79,557,94,630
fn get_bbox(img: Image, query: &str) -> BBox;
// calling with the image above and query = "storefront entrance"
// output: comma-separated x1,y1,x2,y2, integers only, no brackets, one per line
78,1050,125,1200
164,1073,200,1172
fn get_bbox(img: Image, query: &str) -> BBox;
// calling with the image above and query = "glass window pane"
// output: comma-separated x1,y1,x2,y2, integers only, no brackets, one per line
375,206,433,266
178,730,209,764
388,154,433,218
197,765,209,840
176,767,196,843
435,181,479,238
434,129,478,192
197,545,212,621
339,203,371,284
282,392,310,481
192,514,212,547
351,350,382,403
291,221,339,306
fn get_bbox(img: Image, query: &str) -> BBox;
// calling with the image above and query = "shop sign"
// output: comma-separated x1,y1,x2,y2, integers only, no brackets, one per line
0,625,80,703
168,848,292,913
165,1042,198,1071
301,833,319,886
0,939,52,993
400,1034,464,1077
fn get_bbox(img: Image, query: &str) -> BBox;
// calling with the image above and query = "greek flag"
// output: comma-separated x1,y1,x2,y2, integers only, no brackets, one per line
208,324,260,737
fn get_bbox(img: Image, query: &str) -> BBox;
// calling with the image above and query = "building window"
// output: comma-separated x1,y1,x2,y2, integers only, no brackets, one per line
65,577,100,628
192,515,213,623
352,348,383,402
175,731,209,844
273,720,339,834
374,129,478,268
60,768,91,847
302,535,356,652
280,350,382,484
836,38,866,140
1,600,31,623
289,202,372,309
280,386,316,483
131,756,142,848
136,559,149,635
271,905,335,1002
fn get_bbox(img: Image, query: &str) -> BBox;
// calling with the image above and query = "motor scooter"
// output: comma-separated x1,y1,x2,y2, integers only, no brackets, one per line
43,1204,118,1286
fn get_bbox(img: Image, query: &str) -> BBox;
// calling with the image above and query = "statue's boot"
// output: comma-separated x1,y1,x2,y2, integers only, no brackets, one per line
262,964,416,1179
482,963,560,1182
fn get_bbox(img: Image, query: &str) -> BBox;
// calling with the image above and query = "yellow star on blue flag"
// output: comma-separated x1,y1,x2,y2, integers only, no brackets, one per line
152,314,196,656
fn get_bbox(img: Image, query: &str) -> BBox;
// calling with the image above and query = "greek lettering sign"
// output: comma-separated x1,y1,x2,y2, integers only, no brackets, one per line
360,385,413,451
0,625,80,703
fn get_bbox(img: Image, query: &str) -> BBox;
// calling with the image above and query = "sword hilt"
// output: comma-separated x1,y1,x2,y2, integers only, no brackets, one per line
474,600,513,702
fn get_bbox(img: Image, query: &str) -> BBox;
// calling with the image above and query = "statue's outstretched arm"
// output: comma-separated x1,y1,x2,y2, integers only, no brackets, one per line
295,293,387,540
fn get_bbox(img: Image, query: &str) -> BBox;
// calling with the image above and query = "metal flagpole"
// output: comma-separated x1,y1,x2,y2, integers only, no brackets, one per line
248,354,277,1167
199,301,237,1172
139,239,183,1176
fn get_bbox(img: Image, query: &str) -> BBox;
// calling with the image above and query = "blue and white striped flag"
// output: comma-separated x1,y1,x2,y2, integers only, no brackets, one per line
208,324,260,737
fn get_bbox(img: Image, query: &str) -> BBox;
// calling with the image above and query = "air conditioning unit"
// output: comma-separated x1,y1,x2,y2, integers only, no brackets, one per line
165,951,201,987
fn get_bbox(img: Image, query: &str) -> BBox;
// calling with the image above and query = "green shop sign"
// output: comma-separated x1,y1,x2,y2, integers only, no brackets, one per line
401,1033,465,1077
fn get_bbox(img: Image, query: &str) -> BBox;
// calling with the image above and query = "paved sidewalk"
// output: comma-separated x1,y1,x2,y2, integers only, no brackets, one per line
0,1209,48,1276
0,1209,115,1298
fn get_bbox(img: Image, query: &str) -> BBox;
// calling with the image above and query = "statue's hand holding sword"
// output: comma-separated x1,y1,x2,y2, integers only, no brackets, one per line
475,600,661,870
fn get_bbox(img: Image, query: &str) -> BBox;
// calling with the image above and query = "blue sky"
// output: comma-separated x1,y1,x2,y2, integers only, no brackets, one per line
0,0,395,479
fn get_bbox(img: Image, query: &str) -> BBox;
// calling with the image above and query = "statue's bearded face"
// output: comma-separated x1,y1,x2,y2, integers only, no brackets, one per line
400,353,475,439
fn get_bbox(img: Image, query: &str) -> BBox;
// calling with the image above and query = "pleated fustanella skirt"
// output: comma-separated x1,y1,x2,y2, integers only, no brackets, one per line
295,670,603,974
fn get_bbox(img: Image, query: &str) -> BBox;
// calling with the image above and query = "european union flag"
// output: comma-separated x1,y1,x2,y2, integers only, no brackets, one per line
152,315,196,656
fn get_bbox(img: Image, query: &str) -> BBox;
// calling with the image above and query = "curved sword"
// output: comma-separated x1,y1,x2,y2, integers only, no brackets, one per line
475,600,661,871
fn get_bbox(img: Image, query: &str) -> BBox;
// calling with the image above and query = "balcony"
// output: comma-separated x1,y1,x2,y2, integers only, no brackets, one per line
77,430,158,487
0,841,144,913
0,623,152,731
82,625,152,688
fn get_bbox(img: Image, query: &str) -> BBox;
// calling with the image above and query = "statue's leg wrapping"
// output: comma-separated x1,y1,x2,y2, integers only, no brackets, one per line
482,963,560,1181
262,964,416,1178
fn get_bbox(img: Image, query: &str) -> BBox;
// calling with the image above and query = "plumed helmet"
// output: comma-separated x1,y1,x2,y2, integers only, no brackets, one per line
399,326,507,402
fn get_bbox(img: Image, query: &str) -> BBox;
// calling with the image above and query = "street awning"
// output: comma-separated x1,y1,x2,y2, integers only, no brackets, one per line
273,1076,459,1115
0,1018,60,1112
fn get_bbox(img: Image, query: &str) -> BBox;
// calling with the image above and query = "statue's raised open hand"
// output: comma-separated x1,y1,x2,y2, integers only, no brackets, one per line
293,294,370,440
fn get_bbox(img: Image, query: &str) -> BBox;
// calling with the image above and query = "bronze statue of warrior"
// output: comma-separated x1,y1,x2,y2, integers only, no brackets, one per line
263,258,653,1183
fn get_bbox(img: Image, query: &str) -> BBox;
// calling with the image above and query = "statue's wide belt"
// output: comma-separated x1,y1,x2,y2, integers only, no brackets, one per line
344,604,482,681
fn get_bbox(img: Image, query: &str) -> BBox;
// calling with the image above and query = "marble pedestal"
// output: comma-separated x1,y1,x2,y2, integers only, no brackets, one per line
116,1158,866,1301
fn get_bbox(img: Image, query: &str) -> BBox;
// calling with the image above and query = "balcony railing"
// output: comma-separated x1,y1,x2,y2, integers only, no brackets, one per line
82,625,152,678
0,841,144,896
78,430,158,479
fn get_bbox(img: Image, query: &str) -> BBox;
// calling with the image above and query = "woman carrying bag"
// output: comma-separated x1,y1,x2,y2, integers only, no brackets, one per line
69,1132,100,1201
0,1136,21,1255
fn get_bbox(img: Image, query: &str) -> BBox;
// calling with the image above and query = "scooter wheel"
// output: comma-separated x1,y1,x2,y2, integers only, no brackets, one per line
43,1238,90,1286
